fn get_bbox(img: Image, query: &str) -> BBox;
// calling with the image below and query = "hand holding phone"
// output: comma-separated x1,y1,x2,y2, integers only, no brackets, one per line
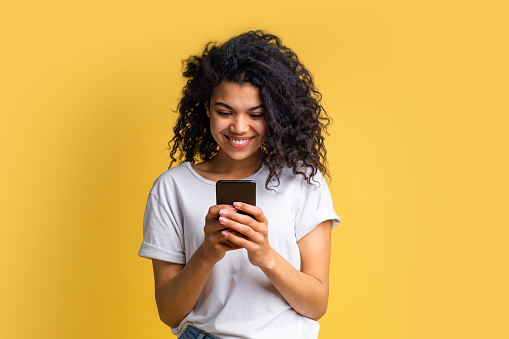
215,180,272,268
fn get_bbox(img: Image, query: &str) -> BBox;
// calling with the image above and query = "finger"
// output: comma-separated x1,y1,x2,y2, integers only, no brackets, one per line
223,228,249,242
219,216,259,241
232,202,267,224
221,229,251,250
203,219,227,234
218,208,266,235
204,215,237,234
208,228,242,250
205,204,237,222
218,208,255,227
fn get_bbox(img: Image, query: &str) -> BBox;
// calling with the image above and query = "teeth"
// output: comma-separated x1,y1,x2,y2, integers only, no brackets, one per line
231,138,248,145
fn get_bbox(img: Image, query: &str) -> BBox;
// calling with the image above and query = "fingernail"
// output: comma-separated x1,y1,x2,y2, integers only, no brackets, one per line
219,209,227,216
233,202,241,208
222,230,229,237
219,217,227,224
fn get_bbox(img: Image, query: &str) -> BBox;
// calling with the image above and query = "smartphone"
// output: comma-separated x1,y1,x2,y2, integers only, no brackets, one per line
216,180,256,218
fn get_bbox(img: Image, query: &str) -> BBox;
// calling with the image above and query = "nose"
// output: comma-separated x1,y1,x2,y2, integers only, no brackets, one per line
230,115,250,134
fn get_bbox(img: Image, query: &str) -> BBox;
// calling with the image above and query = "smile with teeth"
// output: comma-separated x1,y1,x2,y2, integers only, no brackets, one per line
225,135,254,147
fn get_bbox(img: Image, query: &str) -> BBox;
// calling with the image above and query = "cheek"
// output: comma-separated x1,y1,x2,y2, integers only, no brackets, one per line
209,118,221,133
258,123,267,138
209,120,229,141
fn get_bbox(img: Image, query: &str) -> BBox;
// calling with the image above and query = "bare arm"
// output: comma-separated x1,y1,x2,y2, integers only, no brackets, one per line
152,205,240,328
260,220,331,320
219,203,332,320
152,246,211,328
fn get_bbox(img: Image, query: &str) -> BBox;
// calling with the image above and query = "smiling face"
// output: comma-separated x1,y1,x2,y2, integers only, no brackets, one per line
206,81,266,162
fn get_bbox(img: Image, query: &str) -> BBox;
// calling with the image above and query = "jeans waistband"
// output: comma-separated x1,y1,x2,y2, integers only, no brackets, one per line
181,325,220,339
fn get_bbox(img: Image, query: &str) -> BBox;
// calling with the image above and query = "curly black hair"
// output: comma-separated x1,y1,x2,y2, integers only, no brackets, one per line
168,30,331,189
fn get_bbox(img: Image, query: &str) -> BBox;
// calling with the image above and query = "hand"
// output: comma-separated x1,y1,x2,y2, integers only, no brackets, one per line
218,202,276,269
201,204,242,265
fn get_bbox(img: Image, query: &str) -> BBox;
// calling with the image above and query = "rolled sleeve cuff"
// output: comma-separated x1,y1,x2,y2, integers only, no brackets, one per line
138,242,186,264
295,212,341,242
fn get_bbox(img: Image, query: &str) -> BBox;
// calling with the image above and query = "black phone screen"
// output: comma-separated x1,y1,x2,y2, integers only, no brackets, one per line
216,180,256,206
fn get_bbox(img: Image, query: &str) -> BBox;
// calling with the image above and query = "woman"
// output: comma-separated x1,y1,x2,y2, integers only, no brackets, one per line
139,30,341,339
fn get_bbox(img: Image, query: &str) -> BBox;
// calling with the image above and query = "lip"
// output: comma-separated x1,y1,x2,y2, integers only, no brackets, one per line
224,135,255,149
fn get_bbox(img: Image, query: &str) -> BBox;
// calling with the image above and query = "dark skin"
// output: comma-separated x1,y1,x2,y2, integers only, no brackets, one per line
152,82,332,327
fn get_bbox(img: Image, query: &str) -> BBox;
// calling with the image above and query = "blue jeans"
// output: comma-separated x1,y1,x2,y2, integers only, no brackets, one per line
179,325,220,339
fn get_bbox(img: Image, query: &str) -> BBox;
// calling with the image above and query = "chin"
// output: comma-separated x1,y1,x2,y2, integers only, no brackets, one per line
223,148,260,161
227,153,253,161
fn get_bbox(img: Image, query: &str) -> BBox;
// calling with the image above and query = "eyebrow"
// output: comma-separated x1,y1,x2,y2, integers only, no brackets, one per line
214,102,265,111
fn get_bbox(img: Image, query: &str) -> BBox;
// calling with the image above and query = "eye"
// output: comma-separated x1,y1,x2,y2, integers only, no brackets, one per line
250,113,265,119
217,111,232,117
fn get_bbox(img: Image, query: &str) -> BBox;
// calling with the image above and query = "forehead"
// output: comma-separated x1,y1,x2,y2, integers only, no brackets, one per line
210,82,263,107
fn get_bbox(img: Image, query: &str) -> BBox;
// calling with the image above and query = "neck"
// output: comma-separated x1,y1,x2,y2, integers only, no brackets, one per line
209,150,263,179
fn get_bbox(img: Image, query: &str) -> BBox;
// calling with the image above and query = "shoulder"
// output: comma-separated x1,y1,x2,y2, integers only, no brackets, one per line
152,162,189,185
154,162,191,181
149,162,195,197
276,162,328,190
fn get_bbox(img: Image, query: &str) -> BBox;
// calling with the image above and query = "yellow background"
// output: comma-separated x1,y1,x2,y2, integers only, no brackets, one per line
1,1,507,338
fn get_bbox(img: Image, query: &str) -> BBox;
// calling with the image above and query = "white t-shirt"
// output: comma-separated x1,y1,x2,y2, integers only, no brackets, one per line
138,162,340,339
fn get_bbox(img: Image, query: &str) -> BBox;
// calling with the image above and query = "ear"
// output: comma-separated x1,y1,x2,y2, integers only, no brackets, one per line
205,101,210,117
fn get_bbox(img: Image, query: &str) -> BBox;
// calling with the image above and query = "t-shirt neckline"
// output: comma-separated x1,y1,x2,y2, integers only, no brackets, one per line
184,161,264,185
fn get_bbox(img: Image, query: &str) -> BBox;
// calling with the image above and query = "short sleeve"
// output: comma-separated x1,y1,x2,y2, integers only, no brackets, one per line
294,172,341,241
138,193,186,264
